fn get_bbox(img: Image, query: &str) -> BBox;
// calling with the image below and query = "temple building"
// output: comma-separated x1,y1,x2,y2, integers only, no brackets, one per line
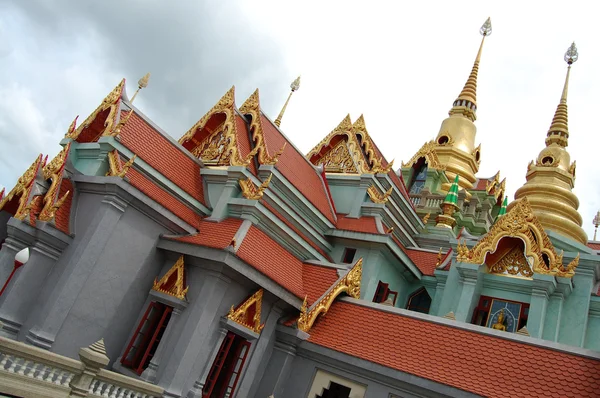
1,18,600,398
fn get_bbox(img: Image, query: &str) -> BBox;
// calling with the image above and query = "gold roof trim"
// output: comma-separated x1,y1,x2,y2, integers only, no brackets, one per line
66,79,125,141
152,255,189,300
239,174,272,200
298,258,362,333
0,154,44,218
106,150,136,178
401,141,446,171
226,289,265,333
240,89,286,165
39,143,72,223
352,115,394,174
179,86,256,166
43,143,71,180
457,198,579,278
367,185,392,204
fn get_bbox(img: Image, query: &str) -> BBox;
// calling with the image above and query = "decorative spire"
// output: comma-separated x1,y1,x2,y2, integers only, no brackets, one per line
497,196,508,217
436,175,460,228
274,76,300,127
593,211,600,241
443,175,460,206
130,72,150,103
448,17,491,122
546,43,577,147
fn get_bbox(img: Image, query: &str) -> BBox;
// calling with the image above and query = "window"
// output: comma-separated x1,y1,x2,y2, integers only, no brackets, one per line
316,382,352,398
471,296,529,333
406,288,431,314
121,301,173,374
202,332,250,398
408,158,428,194
372,281,398,305
342,248,357,264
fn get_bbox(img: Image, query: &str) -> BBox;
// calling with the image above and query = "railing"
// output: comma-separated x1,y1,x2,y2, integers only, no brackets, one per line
0,334,163,398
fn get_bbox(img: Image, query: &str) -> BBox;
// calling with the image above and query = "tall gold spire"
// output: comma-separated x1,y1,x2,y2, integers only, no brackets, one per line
448,17,491,122
274,76,300,127
130,73,150,103
545,42,577,147
510,42,586,245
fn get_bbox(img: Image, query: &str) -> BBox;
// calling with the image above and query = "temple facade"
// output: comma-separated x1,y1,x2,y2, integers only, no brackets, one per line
0,19,599,398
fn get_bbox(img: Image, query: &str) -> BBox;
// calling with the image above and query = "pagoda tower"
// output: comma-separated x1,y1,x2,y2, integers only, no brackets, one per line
509,43,587,245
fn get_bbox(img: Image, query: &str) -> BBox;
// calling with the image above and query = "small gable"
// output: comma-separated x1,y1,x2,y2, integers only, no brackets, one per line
226,289,265,333
153,255,189,300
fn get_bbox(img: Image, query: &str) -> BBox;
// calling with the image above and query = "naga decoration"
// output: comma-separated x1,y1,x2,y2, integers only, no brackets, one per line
179,86,257,167
485,171,506,203
152,255,189,300
0,154,45,219
226,289,265,333
239,174,272,200
38,144,72,223
103,110,133,138
106,150,136,178
307,115,393,175
401,140,447,171
367,185,393,204
297,258,362,333
456,198,579,278
66,79,125,141
239,89,286,165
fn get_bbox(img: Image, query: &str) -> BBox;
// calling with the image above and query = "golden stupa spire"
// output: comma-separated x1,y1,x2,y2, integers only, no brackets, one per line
274,76,300,127
448,17,491,122
545,42,577,147
510,42,586,245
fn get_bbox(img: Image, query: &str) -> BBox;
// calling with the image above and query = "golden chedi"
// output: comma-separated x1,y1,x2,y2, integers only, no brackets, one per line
432,18,491,190
509,43,587,245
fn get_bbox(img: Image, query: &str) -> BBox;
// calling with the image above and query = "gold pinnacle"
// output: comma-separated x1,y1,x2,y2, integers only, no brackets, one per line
593,211,600,241
130,72,150,103
274,76,301,127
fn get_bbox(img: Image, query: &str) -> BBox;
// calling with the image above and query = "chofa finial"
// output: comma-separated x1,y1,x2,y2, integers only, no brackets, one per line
290,75,301,92
480,17,492,36
564,42,578,65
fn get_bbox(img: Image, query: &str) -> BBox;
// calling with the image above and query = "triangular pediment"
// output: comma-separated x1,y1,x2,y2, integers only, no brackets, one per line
401,140,446,171
226,289,265,333
153,255,189,300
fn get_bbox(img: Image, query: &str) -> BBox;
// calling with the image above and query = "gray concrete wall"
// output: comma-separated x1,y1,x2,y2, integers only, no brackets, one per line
0,211,12,245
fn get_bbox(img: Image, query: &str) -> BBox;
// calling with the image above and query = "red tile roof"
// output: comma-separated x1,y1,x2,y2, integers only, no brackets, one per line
587,242,600,251
260,115,336,224
234,114,258,176
126,168,202,227
308,301,600,398
120,111,206,206
262,201,332,261
403,248,442,276
473,178,489,191
173,218,242,248
336,214,380,235
302,263,339,304
54,179,73,234
237,225,305,298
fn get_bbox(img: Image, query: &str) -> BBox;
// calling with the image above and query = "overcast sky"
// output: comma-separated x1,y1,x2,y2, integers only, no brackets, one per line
1,1,599,239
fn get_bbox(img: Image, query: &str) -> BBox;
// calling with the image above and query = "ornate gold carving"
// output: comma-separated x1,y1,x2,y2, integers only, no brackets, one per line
239,174,272,200
422,213,431,224
457,198,577,277
152,255,188,300
66,79,125,140
491,309,507,331
298,258,362,332
103,110,132,138
43,143,71,180
318,140,357,173
65,116,78,138
556,254,579,277
0,155,44,217
367,185,392,204
352,115,394,174
401,141,447,171
240,89,287,165
179,86,253,167
489,245,533,278
436,248,443,266
106,150,136,178
226,289,265,333
38,176,70,223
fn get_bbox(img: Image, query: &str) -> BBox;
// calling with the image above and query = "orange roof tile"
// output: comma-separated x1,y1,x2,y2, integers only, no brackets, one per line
120,111,206,206
260,115,336,224
336,214,380,235
237,225,305,298
173,218,242,248
262,201,332,261
403,248,442,276
473,178,489,191
587,242,600,251
126,168,202,227
302,263,339,305
54,179,73,234
308,301,600,398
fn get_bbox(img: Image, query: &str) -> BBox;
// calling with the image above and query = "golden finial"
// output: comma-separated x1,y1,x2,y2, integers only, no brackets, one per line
274,76,300,127
436,247,443,266
449,17,491,122
422,213,431,224
546,43,577,147
593,211,600,241
130,72,150,103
